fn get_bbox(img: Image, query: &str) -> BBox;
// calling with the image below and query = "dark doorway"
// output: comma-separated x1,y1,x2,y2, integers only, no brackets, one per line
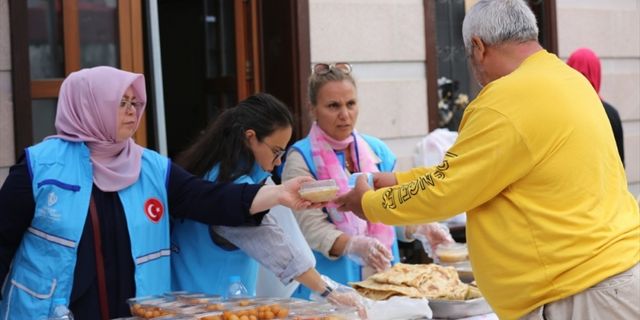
158,0,238,158
156,0,310,159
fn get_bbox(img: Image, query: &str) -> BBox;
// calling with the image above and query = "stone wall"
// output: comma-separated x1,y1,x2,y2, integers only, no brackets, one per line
0,0,15,183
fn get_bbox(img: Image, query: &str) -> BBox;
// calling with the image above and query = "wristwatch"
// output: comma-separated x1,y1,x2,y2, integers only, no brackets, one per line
320,286,334,298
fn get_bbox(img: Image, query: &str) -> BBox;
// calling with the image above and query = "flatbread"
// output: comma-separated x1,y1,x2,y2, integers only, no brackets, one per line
350,263,475,301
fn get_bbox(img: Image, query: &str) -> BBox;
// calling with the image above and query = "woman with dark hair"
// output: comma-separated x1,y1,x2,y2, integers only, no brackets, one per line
171,93,359,305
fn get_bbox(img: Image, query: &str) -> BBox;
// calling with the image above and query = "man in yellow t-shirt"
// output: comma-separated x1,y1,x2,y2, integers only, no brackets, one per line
335,1,640,319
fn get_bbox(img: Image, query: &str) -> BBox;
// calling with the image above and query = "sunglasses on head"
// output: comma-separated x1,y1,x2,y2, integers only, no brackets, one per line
312,62,352,75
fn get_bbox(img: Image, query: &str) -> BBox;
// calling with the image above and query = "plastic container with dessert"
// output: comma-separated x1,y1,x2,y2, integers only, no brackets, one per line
153,315,195,320
434,242,474,283
199,301,236,312
128,295,181,319
220,306,257,319
191,310,225,320
175,294,225,309
128,302,181,319
434,242,468,263
298,179,339,202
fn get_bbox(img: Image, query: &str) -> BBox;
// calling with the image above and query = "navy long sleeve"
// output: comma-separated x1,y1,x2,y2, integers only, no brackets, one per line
0,158,265,318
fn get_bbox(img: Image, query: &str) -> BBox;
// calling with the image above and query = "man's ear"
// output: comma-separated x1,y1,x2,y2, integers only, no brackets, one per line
471,36,486,60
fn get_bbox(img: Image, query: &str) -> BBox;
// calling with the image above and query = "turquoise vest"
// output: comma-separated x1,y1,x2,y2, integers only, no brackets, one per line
288,133,400,299
0,139,170,319
171,163,268,296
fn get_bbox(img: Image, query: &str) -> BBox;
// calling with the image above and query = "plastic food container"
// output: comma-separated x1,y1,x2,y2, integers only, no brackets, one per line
299,179,339,202
200,302,231,312
176,294,223,306
153,315,194,320
191,310,224,320
129,303,179,319
128,295,178,319
435,242,468,263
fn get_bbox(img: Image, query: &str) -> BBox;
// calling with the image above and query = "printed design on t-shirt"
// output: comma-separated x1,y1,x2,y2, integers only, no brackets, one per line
382,152,458,209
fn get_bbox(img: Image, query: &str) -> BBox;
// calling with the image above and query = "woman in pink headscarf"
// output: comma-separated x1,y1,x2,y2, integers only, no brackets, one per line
0,66,317,319
567,48,625,165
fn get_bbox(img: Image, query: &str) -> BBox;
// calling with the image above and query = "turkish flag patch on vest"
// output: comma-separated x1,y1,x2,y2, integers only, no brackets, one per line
144,198,164,223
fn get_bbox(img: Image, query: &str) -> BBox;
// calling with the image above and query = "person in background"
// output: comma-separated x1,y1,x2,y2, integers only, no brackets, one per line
334,1,639,319
281,62,453,298
567,47,625,165
0,67,316,319
171,93,360,309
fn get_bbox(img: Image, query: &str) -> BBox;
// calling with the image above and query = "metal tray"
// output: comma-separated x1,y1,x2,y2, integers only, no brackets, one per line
429,297,492,319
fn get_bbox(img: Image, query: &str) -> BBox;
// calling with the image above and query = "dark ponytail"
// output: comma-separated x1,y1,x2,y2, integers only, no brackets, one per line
176,93,293,182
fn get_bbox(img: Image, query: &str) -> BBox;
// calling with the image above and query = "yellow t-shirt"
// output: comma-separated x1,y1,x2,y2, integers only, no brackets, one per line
362,50,640,319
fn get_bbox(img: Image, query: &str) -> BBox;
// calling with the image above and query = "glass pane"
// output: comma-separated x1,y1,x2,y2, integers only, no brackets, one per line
28,0,64,79
79,0,119,68
32,99,58,143
204,0,236,79
435,0,472,131
203,0,237,119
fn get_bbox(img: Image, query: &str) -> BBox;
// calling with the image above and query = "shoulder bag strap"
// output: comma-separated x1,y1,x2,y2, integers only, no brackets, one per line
89,195,110,320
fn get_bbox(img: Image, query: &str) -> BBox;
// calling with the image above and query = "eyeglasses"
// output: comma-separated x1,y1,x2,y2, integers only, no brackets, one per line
120,99,143,110
312,62,352,75
263,141,286,163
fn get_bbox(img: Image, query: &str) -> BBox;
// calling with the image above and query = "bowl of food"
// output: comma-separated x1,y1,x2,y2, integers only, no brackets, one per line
299,179,339,203
435,242,468,263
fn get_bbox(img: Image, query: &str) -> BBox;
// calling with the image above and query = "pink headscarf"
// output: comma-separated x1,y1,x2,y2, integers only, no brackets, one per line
309,122,396,250
567,48,601,95
47,66,147,192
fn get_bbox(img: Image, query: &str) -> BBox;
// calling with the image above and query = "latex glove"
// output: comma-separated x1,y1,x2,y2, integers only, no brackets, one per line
327,290,368,319
411,223,454,257
344,235,393,272
310,275,369,320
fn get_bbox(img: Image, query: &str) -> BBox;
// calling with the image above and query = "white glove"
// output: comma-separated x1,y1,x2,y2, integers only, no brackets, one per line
311,275,369,320
344,235,393,272
411,223,454,257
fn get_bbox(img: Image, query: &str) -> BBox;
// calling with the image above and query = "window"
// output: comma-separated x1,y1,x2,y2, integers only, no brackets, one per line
424,0,558,131
10,0,146,158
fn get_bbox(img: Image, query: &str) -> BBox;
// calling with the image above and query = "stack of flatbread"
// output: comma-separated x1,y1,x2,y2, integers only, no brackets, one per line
350,263,481,301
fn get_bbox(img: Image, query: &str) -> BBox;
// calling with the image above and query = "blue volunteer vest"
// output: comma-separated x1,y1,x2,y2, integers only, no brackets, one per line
171,163,268,296
289,133,400,299
0,138,171,319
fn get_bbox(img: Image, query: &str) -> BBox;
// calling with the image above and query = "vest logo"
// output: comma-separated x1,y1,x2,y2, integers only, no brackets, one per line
144,198,164,223
47,192,58,206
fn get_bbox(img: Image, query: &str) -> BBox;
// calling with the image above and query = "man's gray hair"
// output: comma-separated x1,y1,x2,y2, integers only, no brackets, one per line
462,0,539,53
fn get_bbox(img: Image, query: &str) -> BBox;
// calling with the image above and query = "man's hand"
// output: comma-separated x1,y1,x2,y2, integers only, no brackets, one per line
334,174,370,219
372,172,398,189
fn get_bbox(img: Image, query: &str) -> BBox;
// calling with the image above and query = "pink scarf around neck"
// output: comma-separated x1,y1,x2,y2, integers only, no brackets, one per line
309,122,395,250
